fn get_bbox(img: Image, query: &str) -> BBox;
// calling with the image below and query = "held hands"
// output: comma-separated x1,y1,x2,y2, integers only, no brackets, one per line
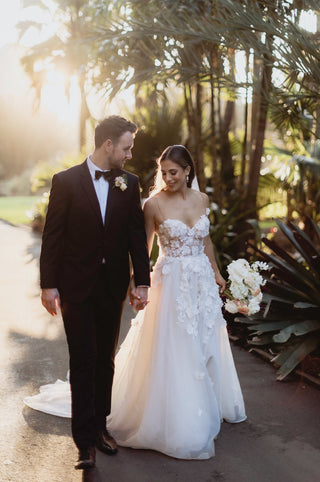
130,281,149,311
215,272,226,294
41,288,61,316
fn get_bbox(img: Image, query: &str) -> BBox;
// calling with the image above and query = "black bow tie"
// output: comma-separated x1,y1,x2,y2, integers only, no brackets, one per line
95,170,114,181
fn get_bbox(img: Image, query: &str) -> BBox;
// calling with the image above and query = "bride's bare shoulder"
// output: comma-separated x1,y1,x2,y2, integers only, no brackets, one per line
143,196,155,210
190,189,209,207
144,194,164,227
143,194,161,215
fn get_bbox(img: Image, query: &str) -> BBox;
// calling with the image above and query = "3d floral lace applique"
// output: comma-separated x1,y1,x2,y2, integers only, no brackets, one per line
157,215,209,258
153,214,225,342
151,256,175,284
175,257,223,340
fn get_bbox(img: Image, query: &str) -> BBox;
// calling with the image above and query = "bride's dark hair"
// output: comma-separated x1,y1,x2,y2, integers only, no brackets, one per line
150,145,196,195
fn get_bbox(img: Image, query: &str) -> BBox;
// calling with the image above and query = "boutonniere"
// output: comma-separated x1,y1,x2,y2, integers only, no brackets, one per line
113,174,128,191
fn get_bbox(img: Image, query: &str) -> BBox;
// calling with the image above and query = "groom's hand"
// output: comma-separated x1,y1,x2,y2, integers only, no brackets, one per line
130,286,149,311
41,288,61,316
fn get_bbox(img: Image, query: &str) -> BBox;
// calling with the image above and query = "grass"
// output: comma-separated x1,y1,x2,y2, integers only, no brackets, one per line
0,196,40,225
259,219,278,230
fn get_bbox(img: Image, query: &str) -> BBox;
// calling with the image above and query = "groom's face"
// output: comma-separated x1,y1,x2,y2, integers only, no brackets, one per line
108,131,135,169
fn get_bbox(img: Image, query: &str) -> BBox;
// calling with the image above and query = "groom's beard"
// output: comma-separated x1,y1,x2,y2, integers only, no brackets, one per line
108,157,127,170
107,148,129,170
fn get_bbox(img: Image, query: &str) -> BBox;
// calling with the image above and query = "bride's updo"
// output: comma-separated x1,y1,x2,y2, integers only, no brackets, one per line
151,145,196,195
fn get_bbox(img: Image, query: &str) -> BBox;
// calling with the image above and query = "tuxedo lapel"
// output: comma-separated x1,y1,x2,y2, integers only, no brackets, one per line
79,161,104,225
104,169,124,230
104,179,115,230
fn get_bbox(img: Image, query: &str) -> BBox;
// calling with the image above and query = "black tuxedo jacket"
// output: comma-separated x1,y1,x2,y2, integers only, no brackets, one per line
40,160,150,303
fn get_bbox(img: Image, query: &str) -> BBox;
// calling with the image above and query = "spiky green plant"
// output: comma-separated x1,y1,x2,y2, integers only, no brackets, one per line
237,219,320,380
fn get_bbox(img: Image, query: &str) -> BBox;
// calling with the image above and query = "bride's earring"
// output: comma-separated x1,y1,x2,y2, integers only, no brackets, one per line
186,175,189,183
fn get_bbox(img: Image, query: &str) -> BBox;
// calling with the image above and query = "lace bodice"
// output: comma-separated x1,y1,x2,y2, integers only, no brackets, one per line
153,209,223,341
157,213,209,258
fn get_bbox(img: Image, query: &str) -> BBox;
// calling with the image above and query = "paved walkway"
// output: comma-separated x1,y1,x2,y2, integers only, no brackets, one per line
0,220,319,482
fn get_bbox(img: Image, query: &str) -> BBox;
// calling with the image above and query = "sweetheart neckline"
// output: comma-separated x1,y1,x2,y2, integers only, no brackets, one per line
158,214,208,231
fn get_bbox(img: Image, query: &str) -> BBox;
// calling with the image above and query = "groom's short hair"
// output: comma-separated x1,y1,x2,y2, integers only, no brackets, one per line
95,116,137,148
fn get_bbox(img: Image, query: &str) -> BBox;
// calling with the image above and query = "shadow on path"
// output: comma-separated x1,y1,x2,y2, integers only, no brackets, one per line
8,327,68,390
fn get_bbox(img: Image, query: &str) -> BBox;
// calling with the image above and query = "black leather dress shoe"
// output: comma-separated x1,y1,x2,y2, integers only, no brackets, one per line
96,429,118,455
75,447,96,470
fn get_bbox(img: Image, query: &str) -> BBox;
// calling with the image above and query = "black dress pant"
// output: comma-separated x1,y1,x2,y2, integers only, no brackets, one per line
61,266,125,449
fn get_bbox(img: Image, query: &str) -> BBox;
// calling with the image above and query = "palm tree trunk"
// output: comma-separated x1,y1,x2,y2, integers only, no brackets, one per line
240,50,250,192
184,82,206,192
220,99,235,196
246,36,273,217
210,76,219,203
220,50,236,200
250,51,261,156
195,82,205,191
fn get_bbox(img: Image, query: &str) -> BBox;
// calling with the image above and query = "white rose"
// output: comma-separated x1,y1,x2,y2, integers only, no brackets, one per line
115,176,128,191
244,273,255,288
247,297,260,315
225,300,238,313
227,258,250,283
230,282,249,299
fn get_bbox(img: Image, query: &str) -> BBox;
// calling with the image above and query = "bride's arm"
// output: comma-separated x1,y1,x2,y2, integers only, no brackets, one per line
201,193,226,293
143,198,157,256
203,235,226,293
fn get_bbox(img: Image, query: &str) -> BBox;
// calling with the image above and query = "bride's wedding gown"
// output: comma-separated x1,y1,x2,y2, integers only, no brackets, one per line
24,210,246,459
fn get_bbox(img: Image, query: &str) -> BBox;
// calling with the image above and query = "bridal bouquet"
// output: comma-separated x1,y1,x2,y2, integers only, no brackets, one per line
224,259,270,316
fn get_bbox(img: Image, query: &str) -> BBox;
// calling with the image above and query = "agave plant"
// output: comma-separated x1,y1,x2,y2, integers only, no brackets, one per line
237,219,320,380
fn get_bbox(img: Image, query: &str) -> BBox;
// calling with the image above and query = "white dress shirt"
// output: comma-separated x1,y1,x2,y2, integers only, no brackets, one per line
87,156,110,225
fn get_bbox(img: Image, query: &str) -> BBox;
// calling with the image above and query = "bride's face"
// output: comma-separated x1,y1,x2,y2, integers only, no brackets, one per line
161,160,190,192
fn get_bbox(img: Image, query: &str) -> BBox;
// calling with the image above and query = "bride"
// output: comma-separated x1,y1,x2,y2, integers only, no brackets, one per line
24,145,246,460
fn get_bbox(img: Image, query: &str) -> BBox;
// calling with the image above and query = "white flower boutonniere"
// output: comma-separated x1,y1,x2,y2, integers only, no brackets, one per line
113,175,128,191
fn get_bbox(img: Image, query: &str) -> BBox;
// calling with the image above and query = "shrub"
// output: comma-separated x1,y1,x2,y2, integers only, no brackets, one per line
235,219,320,380
29,152,82,231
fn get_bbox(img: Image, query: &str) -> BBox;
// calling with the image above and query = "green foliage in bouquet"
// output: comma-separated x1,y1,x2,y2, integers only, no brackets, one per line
238,219,320,380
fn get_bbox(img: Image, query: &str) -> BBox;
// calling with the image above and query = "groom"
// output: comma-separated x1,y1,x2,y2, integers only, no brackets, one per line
40,116,150,469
